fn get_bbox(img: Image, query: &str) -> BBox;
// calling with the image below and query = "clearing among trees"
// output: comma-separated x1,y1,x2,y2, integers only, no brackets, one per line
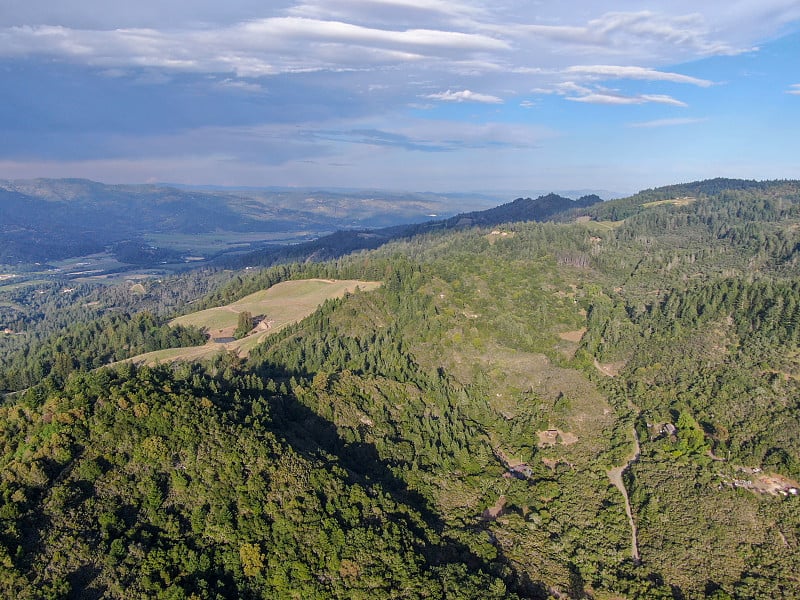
130,279,381,364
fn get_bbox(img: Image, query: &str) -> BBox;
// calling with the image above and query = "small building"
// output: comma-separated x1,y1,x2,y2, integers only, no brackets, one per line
508,464,534,480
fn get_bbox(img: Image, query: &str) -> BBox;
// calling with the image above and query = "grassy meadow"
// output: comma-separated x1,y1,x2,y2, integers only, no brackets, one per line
132,278,381,364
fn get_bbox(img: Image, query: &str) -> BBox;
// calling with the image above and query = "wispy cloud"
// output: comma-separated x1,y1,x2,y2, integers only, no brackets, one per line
216,78,265,93
0,18,508,77
308,128,451,152
536,81,689,107
565,65,713,86
309,119,545,151
425,89,503,103
288,0,488,22
628,117,707,128
506,11,749,57
788,84,800,95
567,92,688,107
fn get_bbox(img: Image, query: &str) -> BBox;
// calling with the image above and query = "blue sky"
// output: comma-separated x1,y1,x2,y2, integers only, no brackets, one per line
1,1,799,194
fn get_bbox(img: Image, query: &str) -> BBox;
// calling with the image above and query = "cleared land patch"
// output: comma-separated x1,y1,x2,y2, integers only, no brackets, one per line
131,279,381,364
558,328,586,343
642,196,696,208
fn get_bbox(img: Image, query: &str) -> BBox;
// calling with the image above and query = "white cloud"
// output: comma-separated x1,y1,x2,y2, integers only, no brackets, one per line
628,117,707,127
241,17,507,51
1,0,799,191
425,89,503,103
567,92,687,107
0,17,508,77
288,0,488,22
216,78,265,93
534,80,690,107
0,4,789,84
565,65,713,86
506,10,748,58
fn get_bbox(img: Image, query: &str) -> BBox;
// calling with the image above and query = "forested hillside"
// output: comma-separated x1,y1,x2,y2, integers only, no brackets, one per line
1,179,800,598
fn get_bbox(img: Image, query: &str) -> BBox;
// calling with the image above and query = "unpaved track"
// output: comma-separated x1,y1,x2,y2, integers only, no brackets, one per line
607,425,641,563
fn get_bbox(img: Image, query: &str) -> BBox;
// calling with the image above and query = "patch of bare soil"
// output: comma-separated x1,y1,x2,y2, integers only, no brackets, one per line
748,473,800,496
559,431,579,445
486,231,515,244
594,359,626,377
210,325,237,339
255,319,275,332
537,430,558,447
537,429,579,448
482,495,507,520
558,328,586,343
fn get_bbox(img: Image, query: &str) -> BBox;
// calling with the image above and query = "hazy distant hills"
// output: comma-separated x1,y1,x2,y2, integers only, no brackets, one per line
222,192,604,267
0,178,501,263
3,176,783,268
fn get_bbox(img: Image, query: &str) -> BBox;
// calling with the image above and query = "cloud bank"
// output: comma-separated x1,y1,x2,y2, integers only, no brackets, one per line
0,1,798,190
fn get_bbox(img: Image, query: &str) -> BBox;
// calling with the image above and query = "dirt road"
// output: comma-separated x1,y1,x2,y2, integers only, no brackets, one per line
607,422,641,564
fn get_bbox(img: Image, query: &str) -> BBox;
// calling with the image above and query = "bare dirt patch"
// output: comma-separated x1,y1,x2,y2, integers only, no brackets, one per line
558,328,586,343
537,429,579,448
559,431,579,445
486,230,515,244
594,359,626,377
726,470,800,496
482,495,507,520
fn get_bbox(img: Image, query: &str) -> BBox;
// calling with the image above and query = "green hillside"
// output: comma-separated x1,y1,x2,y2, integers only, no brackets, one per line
1,179,800,598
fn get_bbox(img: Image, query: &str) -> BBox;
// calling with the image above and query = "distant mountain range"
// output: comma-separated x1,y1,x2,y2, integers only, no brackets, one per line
4,177,780,269
0,179,503,263
222,192,604,267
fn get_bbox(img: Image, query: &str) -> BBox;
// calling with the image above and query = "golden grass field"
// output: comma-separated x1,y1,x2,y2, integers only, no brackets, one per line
130,278,381,364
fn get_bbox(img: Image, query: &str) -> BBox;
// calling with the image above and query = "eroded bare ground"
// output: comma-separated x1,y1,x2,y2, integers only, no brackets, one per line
558,328,587,343
594,358,627,377
482,495,507,520
536,428,579,447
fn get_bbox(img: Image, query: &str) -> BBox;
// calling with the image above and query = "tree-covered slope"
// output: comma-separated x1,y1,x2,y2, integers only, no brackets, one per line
2,178,800,598
0,363,518,599
222,192,602,268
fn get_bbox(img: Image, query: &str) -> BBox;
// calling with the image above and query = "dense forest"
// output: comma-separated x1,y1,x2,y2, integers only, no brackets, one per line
1,179,800,598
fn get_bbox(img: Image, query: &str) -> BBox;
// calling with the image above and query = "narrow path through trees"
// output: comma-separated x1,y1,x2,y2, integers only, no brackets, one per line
607,420,641,564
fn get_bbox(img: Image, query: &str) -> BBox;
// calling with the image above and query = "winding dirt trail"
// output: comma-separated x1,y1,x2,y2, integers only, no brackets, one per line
607,425,641,564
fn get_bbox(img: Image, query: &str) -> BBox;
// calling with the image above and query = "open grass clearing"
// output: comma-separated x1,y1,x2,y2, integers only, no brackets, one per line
171,278,381,337
131,279,381,365
576,218,624,231
642,196,697,208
